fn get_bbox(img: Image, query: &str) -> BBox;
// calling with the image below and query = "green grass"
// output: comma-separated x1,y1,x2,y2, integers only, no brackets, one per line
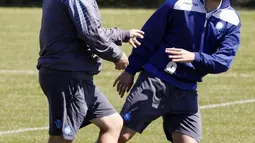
0,8,255,143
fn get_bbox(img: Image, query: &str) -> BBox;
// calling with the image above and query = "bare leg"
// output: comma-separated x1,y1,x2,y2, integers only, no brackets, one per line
48,136,72,143
118,126,136,143
91,113,123,143
172,132,198,143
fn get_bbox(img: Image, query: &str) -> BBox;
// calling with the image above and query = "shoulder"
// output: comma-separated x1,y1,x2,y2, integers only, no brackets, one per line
163,0,179,8
213,7,241,26
170,0,205,13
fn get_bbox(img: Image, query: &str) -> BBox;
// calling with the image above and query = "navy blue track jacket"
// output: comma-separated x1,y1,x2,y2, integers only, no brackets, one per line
125,0,241,90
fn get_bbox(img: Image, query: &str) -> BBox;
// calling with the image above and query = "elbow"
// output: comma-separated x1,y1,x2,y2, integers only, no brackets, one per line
214,65,229,74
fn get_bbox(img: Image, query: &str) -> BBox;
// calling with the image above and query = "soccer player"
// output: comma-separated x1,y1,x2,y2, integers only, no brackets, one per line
37,0,144,143
114,0,241,142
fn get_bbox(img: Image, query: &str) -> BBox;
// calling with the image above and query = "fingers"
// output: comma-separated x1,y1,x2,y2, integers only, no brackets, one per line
119,84,127,98
120,84,132,98
168,55,183,59
165,50,181,55
116,82,129,98
129,38,141,48
166,48,183,61
135,29,145,35
165,48,182,52
133,38,141,46
113,76,120,87
133,32,144,39
132,29,144,39
115,80,132,98
117,81,122,92
172,58,185,62
126,85,132,93
129,39,137,48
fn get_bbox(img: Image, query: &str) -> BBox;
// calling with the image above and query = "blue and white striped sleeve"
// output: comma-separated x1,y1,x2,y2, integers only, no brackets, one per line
62,0,123,62
192,23,241,74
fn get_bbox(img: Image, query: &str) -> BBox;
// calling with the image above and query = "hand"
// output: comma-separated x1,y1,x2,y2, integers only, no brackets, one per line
114,53,129,70
113,71,134,98
165,48,195,63
128,29,144,48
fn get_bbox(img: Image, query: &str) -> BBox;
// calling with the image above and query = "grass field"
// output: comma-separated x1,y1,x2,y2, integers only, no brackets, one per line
0,8,255,143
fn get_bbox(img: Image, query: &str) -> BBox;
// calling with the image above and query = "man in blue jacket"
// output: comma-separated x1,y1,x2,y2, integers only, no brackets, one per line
38,0,144,143
114,0,241,142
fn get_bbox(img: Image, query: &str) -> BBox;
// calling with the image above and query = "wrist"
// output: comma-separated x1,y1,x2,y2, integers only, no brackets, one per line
192,52,201,63
114,52,123,63
121,30,131,43
191,52,195,61
125,66,136,76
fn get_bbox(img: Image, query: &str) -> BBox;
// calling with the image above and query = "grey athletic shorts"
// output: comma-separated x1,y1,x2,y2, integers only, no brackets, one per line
120,70,201,142
39,68,116,140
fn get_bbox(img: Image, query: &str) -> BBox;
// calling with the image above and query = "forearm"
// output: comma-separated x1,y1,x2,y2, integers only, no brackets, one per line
192,52,231,74
102,28,131,45
63,0,123,62
88,44,123,62
125,46,154,75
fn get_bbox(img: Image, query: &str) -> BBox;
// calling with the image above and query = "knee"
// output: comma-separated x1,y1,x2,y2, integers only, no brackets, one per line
48,136,62,143
101,114,123,133
48,136,72,143
118,135,130,143
111,114,123,131
118,127,136,143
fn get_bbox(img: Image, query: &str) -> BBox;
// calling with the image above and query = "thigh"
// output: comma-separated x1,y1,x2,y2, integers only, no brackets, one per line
39,68,88,141
163,111,201,143
120,70,167,133
80,86,117,128
163,87,201,142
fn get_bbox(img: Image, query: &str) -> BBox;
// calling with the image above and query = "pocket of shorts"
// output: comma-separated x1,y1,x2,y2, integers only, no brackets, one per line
169,89,198,114
67,79,83,102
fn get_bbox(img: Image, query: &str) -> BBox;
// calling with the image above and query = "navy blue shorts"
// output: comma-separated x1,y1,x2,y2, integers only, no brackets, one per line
39,68,116,140
120,70,201,142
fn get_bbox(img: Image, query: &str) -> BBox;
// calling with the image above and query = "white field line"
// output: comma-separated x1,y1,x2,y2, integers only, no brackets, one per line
0,70,37,75
0,98,255,136
0,69,255,78
199,98,255,109
0,127,48,135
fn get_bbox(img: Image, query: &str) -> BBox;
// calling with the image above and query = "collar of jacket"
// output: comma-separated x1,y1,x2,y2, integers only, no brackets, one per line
200,0,231,9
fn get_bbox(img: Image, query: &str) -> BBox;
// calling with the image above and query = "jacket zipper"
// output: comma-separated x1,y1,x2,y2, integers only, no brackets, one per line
203,0,222,27
204,10,219,27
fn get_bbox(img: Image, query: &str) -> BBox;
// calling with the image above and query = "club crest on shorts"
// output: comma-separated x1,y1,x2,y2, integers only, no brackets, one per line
123,112,131,121
54,120,62,129
63,126,73,136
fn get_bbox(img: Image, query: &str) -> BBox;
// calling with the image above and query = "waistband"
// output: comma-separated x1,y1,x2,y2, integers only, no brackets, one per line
39,67,93,80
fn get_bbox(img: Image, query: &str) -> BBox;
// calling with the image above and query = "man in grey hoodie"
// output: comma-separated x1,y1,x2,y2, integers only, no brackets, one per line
38,0,144,143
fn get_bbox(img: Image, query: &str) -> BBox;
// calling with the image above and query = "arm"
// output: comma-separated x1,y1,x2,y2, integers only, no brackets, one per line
91,0,131,46
102,28,131,46
125,2,172,75
62,0,123,62
192,24,241,74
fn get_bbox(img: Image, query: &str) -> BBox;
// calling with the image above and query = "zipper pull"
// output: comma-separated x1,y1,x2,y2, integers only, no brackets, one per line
204,20,207,27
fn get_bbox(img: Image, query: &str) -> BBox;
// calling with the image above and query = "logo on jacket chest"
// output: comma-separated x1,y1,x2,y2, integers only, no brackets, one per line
216,21,224,31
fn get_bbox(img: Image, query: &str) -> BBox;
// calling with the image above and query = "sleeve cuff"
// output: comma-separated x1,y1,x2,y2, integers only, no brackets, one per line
112,51,123,63
121,30,131,43
192,52,201,64
125,66,136,76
